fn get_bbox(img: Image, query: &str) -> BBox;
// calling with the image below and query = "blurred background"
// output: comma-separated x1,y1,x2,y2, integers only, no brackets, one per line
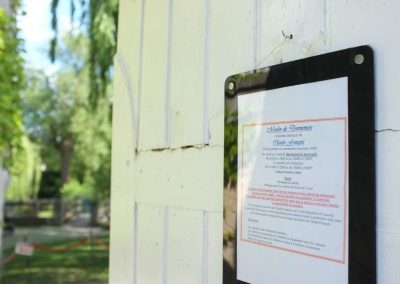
0,1,241,283
0,0,117,283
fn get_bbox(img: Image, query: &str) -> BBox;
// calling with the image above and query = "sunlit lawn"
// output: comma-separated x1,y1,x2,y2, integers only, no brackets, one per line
1,237,109,284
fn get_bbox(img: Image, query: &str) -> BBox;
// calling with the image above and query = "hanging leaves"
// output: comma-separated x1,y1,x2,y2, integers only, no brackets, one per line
0,5,25,167
49,0,59,62
88,0,118,107
49,0,118,108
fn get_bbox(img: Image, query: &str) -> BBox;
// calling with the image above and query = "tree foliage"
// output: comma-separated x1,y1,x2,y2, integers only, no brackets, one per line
0,5,25,167
224,108,237,189
50,0,118,107
24,33,112,200
26,38,85,182
6,135,41,200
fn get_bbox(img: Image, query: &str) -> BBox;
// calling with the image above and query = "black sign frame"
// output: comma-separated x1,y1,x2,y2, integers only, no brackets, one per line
224,46,376,284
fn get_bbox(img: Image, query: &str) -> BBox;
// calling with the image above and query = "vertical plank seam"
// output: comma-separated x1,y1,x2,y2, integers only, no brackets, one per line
136,0,146,151
162,206,170,284
253,0,259,68
165,0,174,148
202,211,209,284
325,0,332,49
203,0,211,145
133,202,139,284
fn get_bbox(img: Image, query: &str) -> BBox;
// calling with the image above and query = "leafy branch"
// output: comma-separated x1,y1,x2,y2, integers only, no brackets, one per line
49,0,118,108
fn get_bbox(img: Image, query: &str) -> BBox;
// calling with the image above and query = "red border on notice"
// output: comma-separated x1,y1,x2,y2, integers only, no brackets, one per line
239,117,348,264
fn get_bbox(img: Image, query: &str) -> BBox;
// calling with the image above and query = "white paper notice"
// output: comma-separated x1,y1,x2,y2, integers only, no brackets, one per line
237,78,348,284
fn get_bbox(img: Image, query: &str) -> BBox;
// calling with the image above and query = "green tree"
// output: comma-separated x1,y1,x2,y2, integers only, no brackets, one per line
23,34,89,189
0,5,25,167
57,33,112,199
6,135,41,200
23,33,111,201
50,0,118,107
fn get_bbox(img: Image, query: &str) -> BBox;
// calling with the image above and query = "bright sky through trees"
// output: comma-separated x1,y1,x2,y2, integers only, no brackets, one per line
18,0,77,74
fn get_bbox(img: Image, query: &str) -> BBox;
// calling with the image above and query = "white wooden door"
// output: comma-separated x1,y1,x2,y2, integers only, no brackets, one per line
110,1,400,283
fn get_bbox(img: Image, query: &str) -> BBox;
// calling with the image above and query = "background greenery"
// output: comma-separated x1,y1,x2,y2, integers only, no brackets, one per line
0,2,25,168
0,237,109,284
2,0,117,203
1,1,115,283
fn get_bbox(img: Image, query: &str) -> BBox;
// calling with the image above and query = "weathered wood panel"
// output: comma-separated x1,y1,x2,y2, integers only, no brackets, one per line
111,0,400,283
138,0,170,150
376,132,400,283
208,1,255,146
135,147,222,212
167,208,204,284
169,0,207,148
328,2,400,283
136,204,165,284
206,212,223,283
111,0,227,282
109,0,141,281
258,0,327,66
328,0,400,130
109,57,136,284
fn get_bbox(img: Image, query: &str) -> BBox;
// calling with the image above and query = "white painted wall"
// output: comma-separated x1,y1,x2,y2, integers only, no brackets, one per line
110,0,400,283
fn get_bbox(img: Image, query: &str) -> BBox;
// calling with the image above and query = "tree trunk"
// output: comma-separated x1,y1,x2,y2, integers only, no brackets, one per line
60,139,73,185
90,199,98,226
54,198,65,225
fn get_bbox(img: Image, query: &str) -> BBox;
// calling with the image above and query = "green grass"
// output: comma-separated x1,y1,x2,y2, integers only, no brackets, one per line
0,237,109,284
37,210,54,218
